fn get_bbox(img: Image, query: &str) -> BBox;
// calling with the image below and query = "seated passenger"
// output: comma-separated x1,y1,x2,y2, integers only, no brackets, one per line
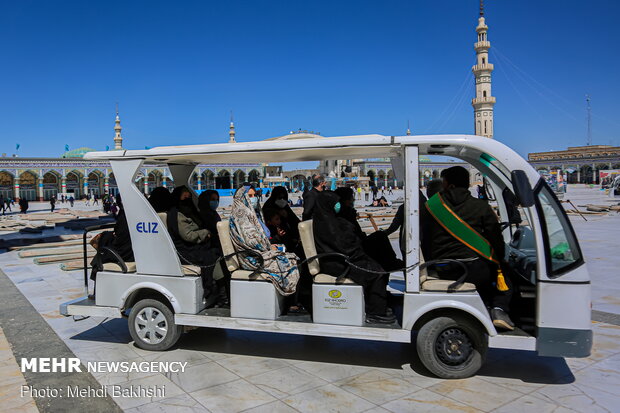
313,190,395,324
422,166,514,330
229,185,300,296
198,189,230,307
264,208,295,252
89,194,134,297
148,186,172,213
426,179,443,199
335,187,403,271
198,190,221,248
262,185,302,253
168,185,221,307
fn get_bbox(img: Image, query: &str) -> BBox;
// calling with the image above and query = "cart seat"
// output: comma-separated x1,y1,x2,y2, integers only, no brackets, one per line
157,212,168,229
102,262,201,275
298,220,358,285
418,253,476,293
217,220,284,320
298,220,364,326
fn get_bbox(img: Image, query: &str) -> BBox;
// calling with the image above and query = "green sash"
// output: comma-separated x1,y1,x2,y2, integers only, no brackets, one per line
425,193,499,264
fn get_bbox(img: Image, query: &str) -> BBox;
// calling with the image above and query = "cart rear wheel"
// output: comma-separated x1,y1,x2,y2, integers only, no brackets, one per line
128,299,182,351
416,315,487,379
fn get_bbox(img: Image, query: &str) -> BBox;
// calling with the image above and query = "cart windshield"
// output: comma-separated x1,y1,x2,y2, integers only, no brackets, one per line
535,182,583,277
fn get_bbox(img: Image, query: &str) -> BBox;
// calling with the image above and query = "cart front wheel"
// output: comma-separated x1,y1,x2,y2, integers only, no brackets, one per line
128,299,182,351
416,314,487,379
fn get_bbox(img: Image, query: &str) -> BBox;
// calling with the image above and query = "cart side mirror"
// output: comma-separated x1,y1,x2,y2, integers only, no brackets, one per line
511,170,535,207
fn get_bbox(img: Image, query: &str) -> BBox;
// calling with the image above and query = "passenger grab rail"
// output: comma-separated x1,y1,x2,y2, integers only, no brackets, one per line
179,246,470,292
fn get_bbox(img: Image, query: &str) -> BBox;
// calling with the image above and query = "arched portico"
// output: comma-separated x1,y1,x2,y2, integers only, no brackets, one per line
217,170,231,189
233,169,246,188
42,171,61,200
88,171,104,196
202,170,215,189
0,171,15,200
19,171,38,201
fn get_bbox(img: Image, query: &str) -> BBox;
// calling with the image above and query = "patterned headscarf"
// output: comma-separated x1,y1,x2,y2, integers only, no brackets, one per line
229,186,300,295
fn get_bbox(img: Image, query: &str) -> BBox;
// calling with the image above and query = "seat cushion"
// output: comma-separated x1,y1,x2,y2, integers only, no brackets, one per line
157,212,168,229
101,262,200,275
103,262,137,272
231,270,269,282
181,265,201,276
313,273,357,285
421,279,477,293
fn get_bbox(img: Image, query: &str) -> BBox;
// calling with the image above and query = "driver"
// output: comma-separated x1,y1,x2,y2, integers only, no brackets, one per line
422,166,515,330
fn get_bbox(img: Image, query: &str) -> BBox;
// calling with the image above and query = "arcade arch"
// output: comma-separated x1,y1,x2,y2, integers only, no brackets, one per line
19,171,38,201
0,171,14,200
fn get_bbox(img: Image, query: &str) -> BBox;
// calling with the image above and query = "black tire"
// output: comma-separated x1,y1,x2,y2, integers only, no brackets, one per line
128,298,182,351
416,315,487,379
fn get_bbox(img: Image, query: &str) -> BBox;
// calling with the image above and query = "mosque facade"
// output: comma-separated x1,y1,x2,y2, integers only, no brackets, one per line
0,115,266,201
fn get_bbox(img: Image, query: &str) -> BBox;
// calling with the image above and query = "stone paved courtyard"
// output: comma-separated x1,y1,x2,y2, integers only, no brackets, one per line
1,185,619,412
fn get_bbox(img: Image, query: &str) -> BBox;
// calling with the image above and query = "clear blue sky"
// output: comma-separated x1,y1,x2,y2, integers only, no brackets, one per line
1,0,619,159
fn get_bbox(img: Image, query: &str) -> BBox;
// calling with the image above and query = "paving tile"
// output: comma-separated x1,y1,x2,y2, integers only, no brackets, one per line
165,361,238,393
427,377,523,411
378,363,446,390
214,355,290,378
492,394,580,413
190,379,275,413
245,365,327,399
382,388,479,413
106,373,185,410
282,384,375,413
293,361,372,383
241,400,300,413
140,348,212,365
335,370,421,404
124,393,211,413
477,351,573,394
529,382,619,413
361,407,391,413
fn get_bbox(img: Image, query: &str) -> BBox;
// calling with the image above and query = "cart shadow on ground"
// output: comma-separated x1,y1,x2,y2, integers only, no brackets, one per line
69,317,575,385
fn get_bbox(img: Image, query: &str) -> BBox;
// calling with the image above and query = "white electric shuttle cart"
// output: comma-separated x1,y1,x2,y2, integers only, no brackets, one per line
60,134,592,379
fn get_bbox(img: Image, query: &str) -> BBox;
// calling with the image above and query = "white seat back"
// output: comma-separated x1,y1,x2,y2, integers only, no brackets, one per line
298,220,320,276
157,212,168,229
217,220,240,272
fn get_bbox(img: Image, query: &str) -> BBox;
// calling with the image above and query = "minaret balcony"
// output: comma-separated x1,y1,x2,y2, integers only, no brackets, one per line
472,63,494,73
474,41,490,50
472,96,496,105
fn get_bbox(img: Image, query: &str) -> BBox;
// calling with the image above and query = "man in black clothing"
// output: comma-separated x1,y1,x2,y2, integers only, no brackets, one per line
302,174,326,220
422,166,514,330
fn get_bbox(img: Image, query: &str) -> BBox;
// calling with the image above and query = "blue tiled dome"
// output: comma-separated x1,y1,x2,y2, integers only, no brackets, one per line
61,147,97,158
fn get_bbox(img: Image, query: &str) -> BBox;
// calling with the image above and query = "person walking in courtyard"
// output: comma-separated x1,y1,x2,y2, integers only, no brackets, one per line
50,195,56,213
69,195,75,207
93,194,99,205
19,198,29,213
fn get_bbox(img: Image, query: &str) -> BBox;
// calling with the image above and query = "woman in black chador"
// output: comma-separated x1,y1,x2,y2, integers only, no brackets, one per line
312,191,395,324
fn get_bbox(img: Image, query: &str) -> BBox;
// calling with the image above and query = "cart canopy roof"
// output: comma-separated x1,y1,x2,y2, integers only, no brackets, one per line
83,134,539,183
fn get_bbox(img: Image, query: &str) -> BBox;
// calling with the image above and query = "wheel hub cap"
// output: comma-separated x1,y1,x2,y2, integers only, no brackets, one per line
134,307,168,344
